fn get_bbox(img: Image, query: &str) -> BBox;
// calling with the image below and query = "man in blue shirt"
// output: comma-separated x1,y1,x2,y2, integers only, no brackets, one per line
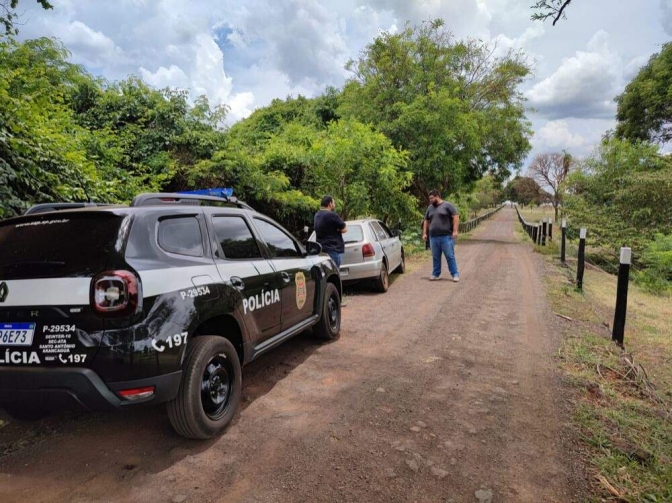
314,195,347,267
422,189,460,282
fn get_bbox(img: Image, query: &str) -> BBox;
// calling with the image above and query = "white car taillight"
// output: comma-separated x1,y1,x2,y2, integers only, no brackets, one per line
362,243,375,258
91,270,142,317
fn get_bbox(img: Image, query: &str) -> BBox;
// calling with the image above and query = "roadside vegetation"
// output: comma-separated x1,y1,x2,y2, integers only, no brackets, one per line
542,258,672,502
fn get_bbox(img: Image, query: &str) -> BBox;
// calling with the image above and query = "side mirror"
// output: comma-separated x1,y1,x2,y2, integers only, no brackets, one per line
391,229,402,238
306,241,322,256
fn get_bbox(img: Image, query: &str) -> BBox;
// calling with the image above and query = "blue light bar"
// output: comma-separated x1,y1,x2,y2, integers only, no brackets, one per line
178,187,234,198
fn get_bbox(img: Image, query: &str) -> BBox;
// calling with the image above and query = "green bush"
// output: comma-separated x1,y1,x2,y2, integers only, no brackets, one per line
637,234,672,294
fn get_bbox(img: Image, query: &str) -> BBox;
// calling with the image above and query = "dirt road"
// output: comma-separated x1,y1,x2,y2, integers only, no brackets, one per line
0,208,585,502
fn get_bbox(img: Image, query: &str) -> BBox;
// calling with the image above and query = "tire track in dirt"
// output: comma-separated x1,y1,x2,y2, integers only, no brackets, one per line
0,209,585,502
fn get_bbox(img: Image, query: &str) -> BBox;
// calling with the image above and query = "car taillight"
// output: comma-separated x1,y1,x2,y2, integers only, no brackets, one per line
118,386,155,401
362,243,375,258
91,270,142,317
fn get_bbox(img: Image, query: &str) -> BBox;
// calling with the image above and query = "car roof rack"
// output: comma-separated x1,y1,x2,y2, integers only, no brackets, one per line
130,193,255,211
24,202,114,215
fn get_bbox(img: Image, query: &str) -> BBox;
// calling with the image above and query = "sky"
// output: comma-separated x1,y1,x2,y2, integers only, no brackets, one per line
15,0,672,167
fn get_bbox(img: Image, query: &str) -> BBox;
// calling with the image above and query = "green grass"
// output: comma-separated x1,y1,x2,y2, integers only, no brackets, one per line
543,252,672,502
518,205,556,224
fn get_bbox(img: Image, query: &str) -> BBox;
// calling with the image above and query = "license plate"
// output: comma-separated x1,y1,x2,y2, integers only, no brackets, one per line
0,323,36,346
340,268,349,277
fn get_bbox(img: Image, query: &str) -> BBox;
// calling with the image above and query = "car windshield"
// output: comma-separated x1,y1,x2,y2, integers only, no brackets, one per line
343,225,364,244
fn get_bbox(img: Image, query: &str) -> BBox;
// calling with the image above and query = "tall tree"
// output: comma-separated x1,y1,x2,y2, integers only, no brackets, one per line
527,151,573,221
506,176,545,206
1,0,52,35
615,43,672,145
530,1,573,25
340,19,532,204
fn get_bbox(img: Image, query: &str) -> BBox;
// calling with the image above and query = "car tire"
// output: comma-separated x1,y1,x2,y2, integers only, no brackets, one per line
395,248,406,274
2,405,47,422
373,262,389,293
167,336,242,439
313,282,341,340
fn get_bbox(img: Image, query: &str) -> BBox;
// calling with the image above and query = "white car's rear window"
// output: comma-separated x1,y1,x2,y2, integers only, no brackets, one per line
343,225,364,244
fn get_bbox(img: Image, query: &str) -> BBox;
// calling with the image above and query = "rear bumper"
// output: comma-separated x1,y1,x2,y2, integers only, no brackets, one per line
0,367,181,412
340,258,383,281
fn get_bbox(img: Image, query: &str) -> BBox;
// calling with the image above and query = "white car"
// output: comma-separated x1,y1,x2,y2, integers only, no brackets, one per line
310,219,405,292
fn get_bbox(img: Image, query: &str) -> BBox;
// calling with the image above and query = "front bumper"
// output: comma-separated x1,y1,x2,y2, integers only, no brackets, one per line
339,258,383,281
0,367,181,412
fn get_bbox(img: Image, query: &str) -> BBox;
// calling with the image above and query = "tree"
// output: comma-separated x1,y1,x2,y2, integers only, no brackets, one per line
0,37,230,218
1,0,52,35
469,175,504,212
0,37,111,217
564,138,672,253
530,1,573,25
308,119,416,222
505,176,544,206
615,43,672,145
527,151,573,221
340,19,532,205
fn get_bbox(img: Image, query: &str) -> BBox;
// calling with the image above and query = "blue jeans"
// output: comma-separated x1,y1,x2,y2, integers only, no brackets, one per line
327,250,343,268
430,235,458,278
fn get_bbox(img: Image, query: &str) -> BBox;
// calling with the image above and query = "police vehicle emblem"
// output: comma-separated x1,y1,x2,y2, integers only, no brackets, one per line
295,272,307,310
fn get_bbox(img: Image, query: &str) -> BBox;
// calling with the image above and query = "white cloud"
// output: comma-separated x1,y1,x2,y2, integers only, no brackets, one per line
662,0,672,36
226,30,247,50
227,92,256,122
623,55,649,82
140,64,190,90
35,20,125,68
360,0,493,38
536,120,586,150
493,21,545,63
525,30,621,120
235,0,350,87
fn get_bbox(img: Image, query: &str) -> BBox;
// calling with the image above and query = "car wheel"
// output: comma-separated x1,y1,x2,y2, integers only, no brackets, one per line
373,262,389,292
313,282,341,340
2,405,47,422
395,248,406,274
167,336,242,439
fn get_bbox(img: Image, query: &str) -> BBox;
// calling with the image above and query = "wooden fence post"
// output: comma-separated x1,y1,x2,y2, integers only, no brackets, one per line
576,228,587,290
561,219,567,263
612,247,631,346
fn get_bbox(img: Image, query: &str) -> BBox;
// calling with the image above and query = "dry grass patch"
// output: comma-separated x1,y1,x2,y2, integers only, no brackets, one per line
518,206,556,224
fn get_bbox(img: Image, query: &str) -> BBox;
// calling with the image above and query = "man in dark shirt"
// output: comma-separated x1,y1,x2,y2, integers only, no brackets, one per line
314,195,347,267
422,189,460,282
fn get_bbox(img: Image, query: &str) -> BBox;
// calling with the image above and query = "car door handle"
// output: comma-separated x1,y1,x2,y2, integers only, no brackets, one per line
281,272,291,283
230,276,245,290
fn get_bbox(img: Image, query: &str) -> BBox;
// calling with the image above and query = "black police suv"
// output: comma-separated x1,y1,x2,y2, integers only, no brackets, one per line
0,193,342,438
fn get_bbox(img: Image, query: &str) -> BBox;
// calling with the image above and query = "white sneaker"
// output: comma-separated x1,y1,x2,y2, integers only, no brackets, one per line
429,275,440,281
453,276,460,283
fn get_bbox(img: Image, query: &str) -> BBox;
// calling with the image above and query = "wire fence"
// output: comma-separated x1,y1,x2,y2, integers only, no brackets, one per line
515,204,634,346
458,204,505,234
515,205,642,278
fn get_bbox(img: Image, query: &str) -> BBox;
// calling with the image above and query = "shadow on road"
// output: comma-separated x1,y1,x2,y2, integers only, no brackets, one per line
0,330,326,482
